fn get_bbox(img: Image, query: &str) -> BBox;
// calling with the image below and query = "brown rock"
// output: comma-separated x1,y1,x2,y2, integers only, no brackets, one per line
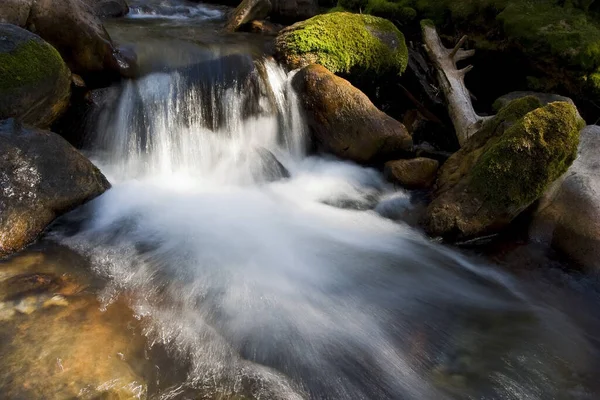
0,120,110,257
0,0,33,26
292,64,412,164
26,0,128,81
248,19,283,35
385,158,439,189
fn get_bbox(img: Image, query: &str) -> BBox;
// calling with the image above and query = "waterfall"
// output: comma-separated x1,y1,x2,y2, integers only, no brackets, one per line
91,57,306,185
51,49,593,400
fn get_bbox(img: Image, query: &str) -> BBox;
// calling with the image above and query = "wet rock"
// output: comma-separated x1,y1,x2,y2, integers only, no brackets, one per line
0,24,71,128
23,0,129,83
0,120,110,257
384,158,439,189
225,0,272,32
275,12,407,78
247,20,283,35
531,125,600,271
84,0,129,18
425,98,583,240
254,148,290,182
292,64,412,164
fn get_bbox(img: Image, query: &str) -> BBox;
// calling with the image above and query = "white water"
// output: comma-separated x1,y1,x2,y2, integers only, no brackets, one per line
54,58,592,399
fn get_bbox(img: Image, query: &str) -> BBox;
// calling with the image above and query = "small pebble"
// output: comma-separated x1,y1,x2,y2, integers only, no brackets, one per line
14,297,38,315
43,295,69,308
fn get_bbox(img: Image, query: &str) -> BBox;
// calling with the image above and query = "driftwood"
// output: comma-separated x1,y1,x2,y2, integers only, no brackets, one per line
421,23,491,146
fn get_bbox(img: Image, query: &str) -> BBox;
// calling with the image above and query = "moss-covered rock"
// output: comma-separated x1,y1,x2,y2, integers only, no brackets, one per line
292,64,412,163
275,12,408,77
425,98,583,240
0,23,71,128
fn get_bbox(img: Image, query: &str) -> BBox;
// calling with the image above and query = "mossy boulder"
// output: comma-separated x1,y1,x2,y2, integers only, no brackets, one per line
275,12,408,77
292,64,412,163
0,23,71,128
425,98,584,240
0,120,110,258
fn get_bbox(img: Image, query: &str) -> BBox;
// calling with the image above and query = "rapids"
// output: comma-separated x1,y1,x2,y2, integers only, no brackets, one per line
2,1,600,399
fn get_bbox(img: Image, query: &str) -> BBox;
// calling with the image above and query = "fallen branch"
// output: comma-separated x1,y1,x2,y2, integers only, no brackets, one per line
421,22,491,146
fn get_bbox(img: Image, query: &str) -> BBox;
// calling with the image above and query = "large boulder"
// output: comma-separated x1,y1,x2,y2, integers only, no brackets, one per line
275,12,408,78
84,0,129,18
292,64,412,164
0,0,131,83
424,97,583,240
530,125,600,271
0,0,32,26
225,0,272,32
0,120,110,258
0,24,71,128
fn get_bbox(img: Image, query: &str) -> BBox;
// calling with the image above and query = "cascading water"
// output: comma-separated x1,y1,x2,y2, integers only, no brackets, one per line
42,5,599,399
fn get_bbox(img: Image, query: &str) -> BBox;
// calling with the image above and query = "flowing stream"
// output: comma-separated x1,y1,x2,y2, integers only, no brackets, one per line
2,1,600,399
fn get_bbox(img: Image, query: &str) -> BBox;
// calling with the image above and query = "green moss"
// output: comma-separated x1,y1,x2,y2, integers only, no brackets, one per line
587,70,600,94
471,101,583,208
276,12,408,76
364,0,416,24
491,95,542,122
498,2,600,71
0,39,67,91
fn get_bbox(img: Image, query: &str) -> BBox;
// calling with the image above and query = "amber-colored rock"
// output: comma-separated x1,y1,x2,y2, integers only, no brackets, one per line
385,158,439,189
292,64,412,164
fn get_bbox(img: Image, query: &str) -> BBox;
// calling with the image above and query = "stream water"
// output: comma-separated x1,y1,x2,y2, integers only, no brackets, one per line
1,1,600,399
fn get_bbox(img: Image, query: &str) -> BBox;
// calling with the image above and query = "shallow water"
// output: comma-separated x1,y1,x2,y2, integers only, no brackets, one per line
2,2,600,399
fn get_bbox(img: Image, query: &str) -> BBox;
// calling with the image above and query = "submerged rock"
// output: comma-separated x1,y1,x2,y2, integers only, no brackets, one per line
0,120,110,257
425,98,583,240
275,12,408,78
225,0,272,32
384,158,439,189
531,125,600,271
0,24,71,128
292,64,412,164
